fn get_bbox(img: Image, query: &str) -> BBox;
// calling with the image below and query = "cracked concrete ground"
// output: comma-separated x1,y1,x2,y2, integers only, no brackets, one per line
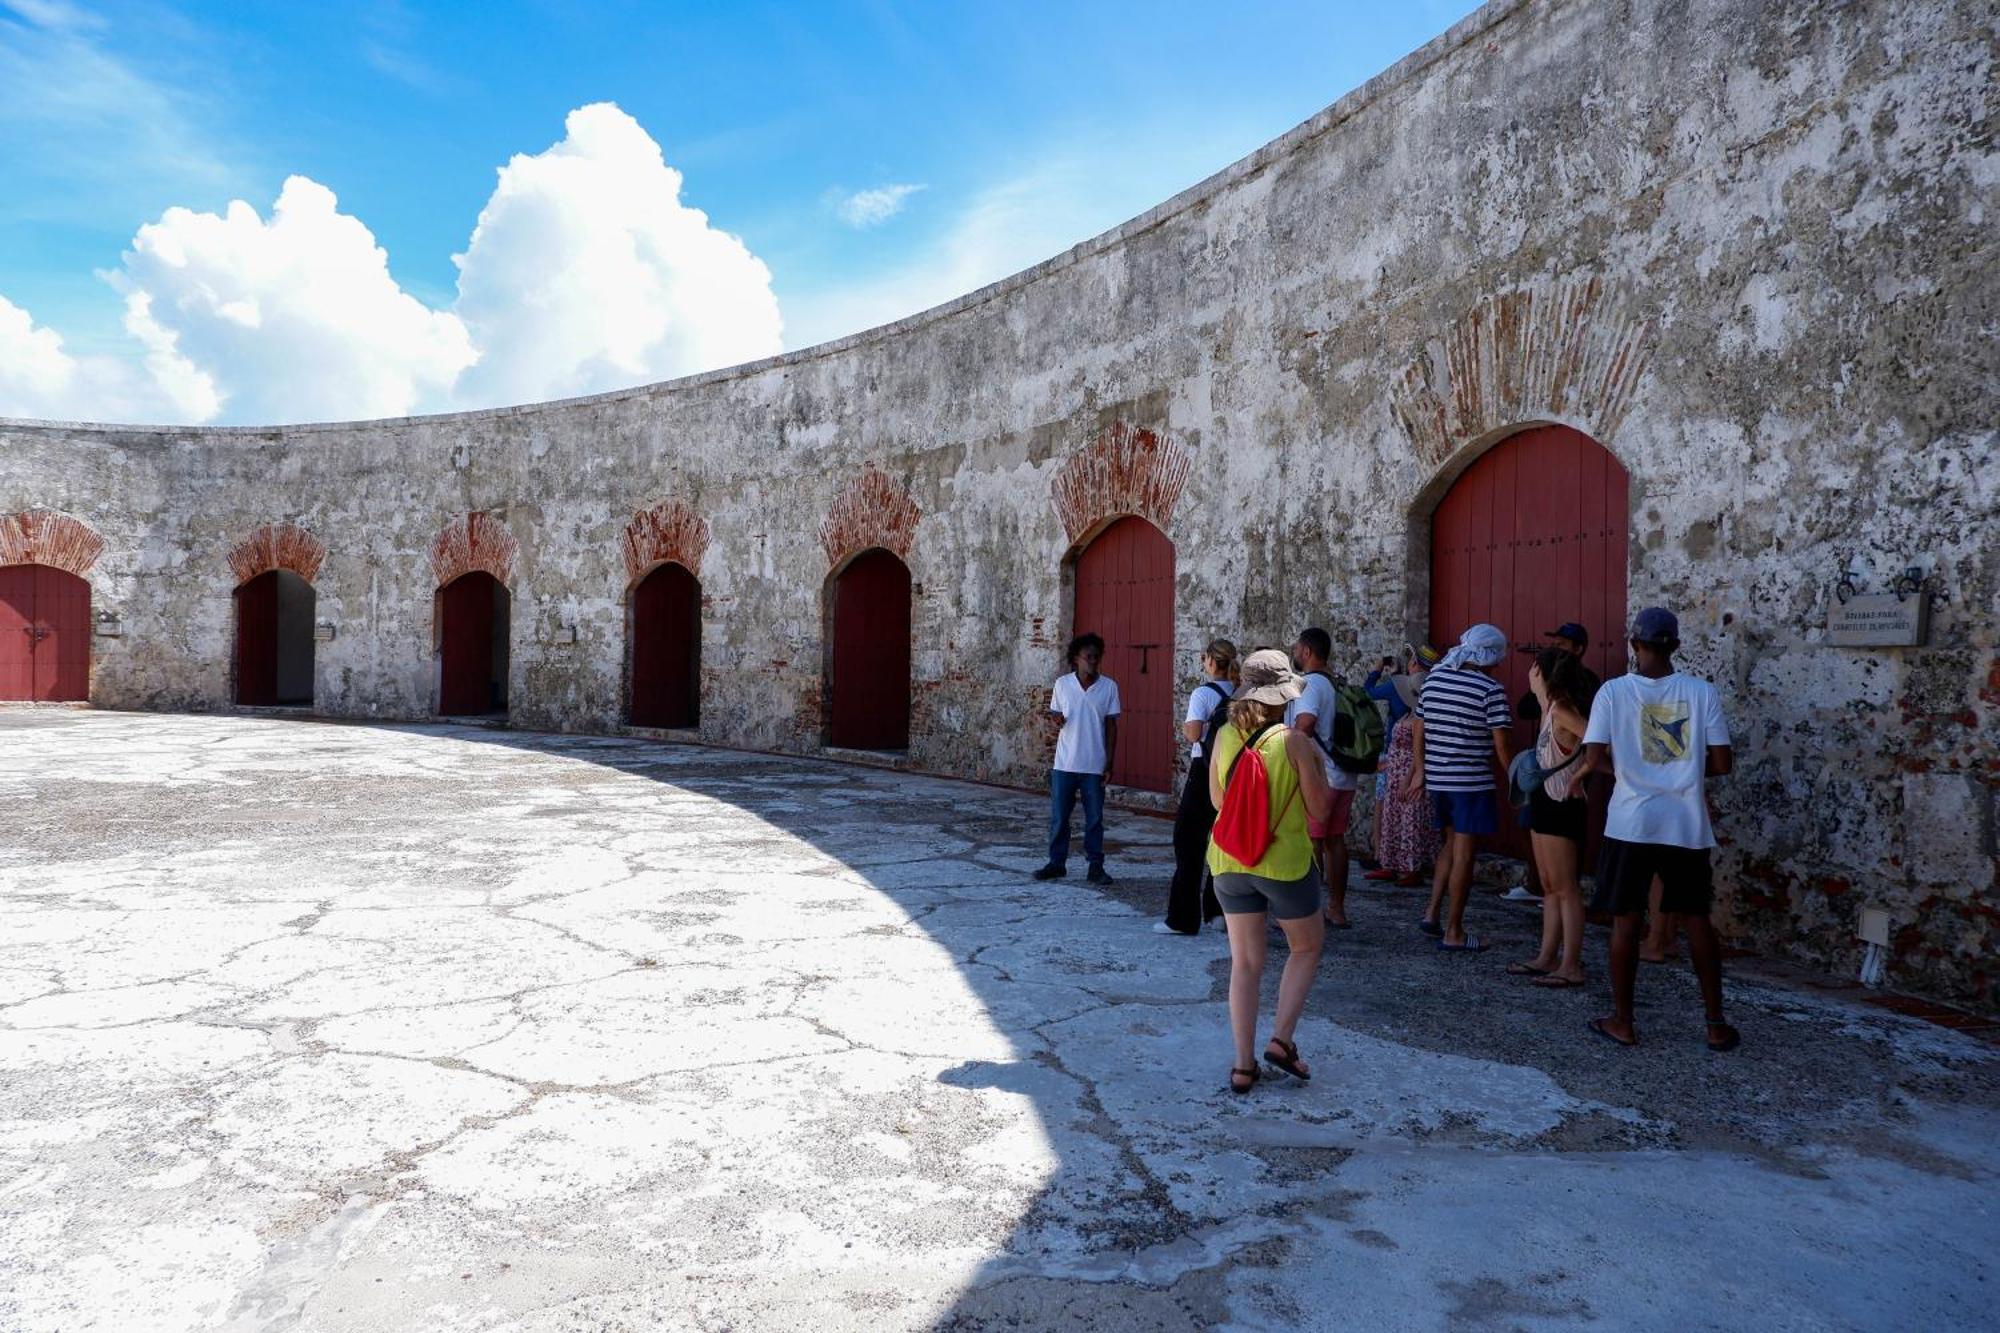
1,711,1994,1332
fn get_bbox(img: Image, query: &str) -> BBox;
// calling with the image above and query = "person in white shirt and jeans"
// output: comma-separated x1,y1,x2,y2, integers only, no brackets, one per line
1578,607,1741,1052
1035,633,1121,885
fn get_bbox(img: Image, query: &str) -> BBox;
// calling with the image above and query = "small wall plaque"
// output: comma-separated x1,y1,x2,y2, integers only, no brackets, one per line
94,612,121,638
1828,593,1929,647
313,621,337,642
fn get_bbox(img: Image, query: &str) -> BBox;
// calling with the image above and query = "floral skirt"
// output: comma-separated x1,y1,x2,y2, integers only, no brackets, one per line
1376,716,1440,874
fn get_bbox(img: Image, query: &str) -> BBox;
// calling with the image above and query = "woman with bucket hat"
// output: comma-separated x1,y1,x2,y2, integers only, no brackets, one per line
1206,649,1337,1094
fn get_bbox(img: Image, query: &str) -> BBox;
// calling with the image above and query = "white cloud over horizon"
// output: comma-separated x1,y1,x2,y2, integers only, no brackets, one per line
109,176,478,423
0,292,176,423
452,103,783,410
0,102,784,425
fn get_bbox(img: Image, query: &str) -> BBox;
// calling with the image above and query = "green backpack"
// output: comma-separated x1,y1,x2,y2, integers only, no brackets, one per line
1312,670,1386,775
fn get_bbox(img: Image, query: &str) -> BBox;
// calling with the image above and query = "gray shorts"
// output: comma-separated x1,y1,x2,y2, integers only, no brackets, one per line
1213,866,1323,920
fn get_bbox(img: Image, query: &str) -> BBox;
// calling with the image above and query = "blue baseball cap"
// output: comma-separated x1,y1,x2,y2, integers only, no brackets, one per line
1544,622,1589,647
1630,607,1680,645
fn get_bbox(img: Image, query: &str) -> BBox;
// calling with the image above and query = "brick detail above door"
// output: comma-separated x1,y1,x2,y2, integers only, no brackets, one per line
227,522,327,586
430,511,518,588
820,467,920,570
0,509,104,576
623,500,709,583
1050,421,1191,547
1390,274,1655,468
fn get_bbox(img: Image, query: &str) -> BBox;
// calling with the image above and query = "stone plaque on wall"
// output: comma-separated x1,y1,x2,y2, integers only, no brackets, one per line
1828,593,1929,647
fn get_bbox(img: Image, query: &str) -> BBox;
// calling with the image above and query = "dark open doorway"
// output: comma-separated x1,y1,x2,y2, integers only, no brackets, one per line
825,548,912,751
437,571,510,716
234,568,315,707
629,561,701,729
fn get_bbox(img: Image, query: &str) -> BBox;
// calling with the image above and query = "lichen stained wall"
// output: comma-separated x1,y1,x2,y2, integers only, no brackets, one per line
1,0,1993,1008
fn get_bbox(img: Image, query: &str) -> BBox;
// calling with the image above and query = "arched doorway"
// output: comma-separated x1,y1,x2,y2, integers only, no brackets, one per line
0,564,89,702
1072,515,1175,793
629,561,701,729
1429,423,1629,858
437,572,510,716
234,569,315,706
826,548,911,751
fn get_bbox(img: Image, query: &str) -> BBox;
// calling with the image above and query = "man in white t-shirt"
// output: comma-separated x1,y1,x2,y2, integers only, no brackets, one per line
1287,627,1358,928
1034,632,1121,885
1578,607,1740,1052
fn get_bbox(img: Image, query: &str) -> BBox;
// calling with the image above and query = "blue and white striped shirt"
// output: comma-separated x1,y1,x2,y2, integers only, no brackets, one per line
1416,667,1510,792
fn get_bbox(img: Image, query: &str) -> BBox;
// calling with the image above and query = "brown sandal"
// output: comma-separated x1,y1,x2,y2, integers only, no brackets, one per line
1263,1036,1310,1081
1229,1066,1261,1094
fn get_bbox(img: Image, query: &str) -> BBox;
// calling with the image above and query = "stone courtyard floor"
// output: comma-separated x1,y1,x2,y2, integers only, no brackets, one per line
1,710,1995,1332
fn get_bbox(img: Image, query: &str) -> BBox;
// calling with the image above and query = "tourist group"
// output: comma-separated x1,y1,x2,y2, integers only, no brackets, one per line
1035,609,1740,1093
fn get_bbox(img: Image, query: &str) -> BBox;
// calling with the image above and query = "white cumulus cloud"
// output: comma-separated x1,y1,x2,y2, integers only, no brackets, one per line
0,294,79,413
105,176,477,423
833,182,925,228
0,101,783,425
0,290,176,422
450,102,783,410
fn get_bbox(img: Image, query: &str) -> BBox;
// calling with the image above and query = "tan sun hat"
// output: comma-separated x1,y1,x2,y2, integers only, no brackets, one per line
1237,648,1303,705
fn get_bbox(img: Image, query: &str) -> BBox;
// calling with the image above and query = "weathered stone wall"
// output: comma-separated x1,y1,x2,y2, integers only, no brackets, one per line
2,0,1994,1006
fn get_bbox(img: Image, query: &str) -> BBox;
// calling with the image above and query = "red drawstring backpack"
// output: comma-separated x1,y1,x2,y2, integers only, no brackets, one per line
1210,722,1296,866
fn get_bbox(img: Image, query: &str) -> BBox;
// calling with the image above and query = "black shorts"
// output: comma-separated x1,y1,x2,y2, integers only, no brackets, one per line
1593,837,1714,916
1528,790,1587,843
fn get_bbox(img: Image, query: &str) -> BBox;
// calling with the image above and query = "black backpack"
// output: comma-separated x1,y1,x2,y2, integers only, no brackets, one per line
1198,681,1232,758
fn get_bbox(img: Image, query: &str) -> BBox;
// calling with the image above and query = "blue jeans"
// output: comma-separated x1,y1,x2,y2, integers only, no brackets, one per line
1047,770,1105,870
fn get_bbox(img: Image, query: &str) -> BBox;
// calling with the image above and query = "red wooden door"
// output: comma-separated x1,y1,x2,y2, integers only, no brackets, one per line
630,562,701,728
827,548,911,750
235,571,280,706
438,572,500,715
1072,516,1176,792
0,566,35,700
1430,425,1628,860
0,565,90,702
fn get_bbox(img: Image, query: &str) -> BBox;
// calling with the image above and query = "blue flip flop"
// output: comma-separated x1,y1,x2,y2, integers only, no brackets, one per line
1435,936,1486,953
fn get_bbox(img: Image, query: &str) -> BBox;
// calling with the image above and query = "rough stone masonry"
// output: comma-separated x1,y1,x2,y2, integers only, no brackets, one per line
1,0,1995,1007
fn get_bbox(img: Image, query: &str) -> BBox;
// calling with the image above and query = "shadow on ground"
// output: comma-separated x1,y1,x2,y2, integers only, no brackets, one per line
0,711,1994,1331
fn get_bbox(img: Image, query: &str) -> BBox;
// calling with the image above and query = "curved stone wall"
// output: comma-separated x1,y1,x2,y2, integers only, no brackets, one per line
3,0,1994,1006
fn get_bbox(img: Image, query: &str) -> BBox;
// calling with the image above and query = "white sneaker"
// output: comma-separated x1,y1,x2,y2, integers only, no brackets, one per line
1152,921,1194,935
1502,886,1542,902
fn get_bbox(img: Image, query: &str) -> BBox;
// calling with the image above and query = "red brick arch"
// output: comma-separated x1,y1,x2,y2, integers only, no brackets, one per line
227,522,327,587
1389,274,1656,468
1050,421,1192,547
820,467,920,571
430,511,517,588
0,509,104,577
623,500,709,584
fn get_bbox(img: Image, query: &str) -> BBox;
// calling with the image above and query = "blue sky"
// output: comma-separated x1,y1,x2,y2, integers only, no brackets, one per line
0,0,1483,422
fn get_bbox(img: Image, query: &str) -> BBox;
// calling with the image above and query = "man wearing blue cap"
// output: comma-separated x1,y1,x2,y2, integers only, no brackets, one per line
1517,622,1600,721
1578,607,1740,1052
